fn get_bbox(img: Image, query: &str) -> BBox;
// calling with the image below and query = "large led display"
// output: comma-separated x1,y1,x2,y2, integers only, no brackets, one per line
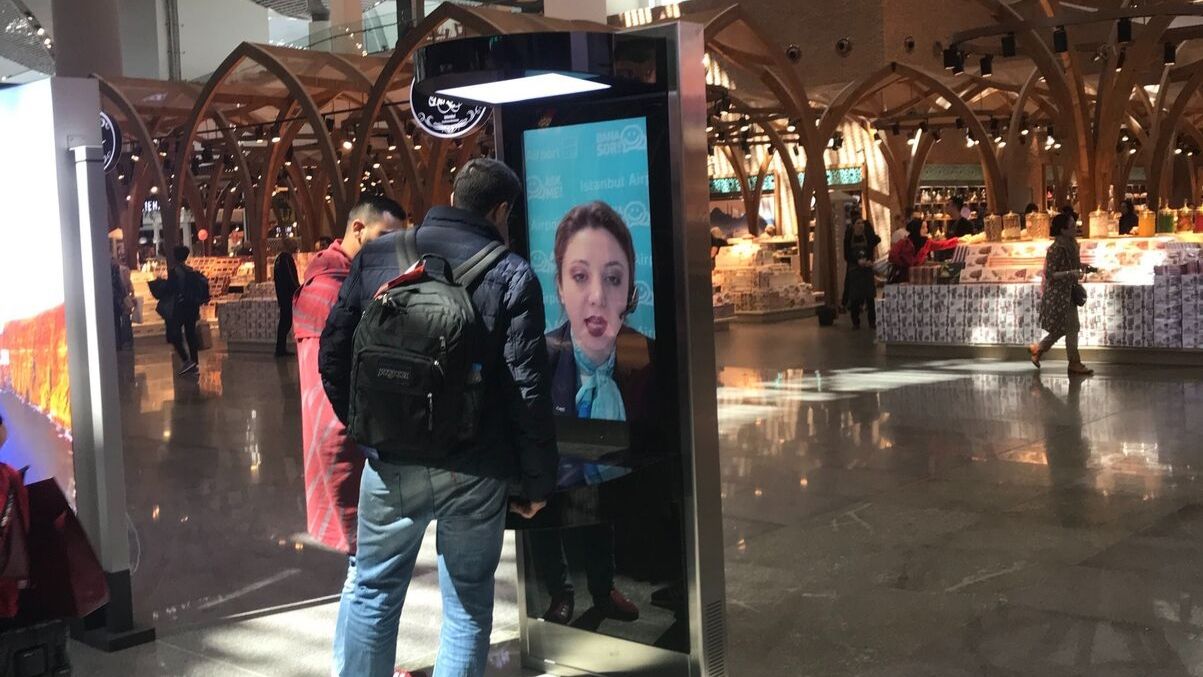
0,81,75,500
524,117,656,423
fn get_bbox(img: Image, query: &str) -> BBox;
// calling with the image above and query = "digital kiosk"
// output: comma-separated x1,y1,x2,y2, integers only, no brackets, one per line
413,22,726,677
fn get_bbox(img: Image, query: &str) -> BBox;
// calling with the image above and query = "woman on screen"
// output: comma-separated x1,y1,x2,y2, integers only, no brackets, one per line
545,201,653,422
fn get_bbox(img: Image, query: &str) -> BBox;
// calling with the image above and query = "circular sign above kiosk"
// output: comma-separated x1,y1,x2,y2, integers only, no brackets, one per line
408,80,490,139
100,112,121,173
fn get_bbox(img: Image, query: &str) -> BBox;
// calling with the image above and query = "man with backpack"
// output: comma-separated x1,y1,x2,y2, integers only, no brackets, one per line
319,158,558,677
167,245,209,376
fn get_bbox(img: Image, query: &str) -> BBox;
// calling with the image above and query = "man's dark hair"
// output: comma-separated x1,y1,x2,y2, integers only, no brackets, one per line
173,245,191,263
349,195,407,226
950,195,965,210
451,158,521,217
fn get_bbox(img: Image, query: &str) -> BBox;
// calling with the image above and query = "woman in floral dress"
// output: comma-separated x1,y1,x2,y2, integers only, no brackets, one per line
1030,212,1094,376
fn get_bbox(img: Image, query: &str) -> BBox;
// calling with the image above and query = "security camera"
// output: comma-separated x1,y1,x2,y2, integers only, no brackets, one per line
836,38,853,56
786,44,802,63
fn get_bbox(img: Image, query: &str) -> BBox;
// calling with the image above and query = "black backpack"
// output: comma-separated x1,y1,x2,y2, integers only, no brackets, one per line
347,228,508,462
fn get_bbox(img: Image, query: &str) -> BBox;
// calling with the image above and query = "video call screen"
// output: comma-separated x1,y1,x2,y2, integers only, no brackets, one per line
0,81,76,502
523,117,656,423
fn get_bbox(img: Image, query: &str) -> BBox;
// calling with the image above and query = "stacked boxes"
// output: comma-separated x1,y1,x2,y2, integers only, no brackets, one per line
1183,274,1203,348
1153,266,1183,348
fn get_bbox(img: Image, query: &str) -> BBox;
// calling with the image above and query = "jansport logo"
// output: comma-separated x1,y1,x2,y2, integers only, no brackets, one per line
376,366,413,383
528,175,563,200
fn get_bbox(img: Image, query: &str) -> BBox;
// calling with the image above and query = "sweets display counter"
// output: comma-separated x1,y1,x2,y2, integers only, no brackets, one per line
877,236,1203,358
712,239,819,322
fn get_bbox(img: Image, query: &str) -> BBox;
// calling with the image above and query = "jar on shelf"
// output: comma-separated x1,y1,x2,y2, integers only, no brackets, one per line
1179,206,1195,232
1027,211,1051,239
1002,211,1021,240
984,214,1003,241
1138,207,1157,237
1157,203,1177,234
1088,207,1109,239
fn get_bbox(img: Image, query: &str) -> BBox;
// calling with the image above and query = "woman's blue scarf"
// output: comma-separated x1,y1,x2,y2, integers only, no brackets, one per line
574,342,626,422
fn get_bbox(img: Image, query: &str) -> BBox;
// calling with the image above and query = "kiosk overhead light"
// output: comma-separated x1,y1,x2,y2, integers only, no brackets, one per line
1164,41,1176,65
980,55,993,77
437,73,609,105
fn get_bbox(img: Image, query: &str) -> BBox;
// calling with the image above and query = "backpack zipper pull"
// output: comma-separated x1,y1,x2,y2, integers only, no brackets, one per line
427,392,434,431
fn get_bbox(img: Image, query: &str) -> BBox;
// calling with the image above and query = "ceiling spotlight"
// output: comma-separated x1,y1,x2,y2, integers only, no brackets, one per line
1053,25,1068,54
1164,41,1177,65
35,26,45,36
387,135,397,151
1002,32,1016,58
997,139,1007,148
786,119,798,133
413,143,422,150
372,161,381,169
1176,147,1184,155
1129,146,1138,155
739,116,751,132
130,153,140,162
271,134,282,144
1117,17,1133,44
342,139,354,150
933,129,942,143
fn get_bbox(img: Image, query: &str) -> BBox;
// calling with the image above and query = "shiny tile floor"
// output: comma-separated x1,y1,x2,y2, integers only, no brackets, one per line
73,320,1203,676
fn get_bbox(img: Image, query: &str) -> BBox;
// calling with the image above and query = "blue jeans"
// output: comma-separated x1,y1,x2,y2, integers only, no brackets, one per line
333,556,355,677
339,460,507,677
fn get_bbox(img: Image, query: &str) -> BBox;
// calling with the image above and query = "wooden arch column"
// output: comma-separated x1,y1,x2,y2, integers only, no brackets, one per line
170,42,347,273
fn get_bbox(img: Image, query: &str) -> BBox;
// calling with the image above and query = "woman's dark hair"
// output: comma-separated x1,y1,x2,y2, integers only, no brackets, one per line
553,201,637,310
1051,212,1074,237
1024,203,1038,214
905,218,926,250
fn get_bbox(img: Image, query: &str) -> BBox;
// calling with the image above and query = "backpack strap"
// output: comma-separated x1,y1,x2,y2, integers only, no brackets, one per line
395,227,420,271
454,240,508,288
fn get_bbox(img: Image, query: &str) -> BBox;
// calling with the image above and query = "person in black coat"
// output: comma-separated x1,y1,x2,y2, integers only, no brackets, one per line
842,217,881,329
273,241,300,357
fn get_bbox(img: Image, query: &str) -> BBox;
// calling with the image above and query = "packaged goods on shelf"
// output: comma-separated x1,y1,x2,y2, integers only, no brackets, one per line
214,282,285,349
712,239,815,315
879,241,1203,350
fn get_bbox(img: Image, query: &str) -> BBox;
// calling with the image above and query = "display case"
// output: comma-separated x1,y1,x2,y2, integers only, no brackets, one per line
712,238,817,321
878,235,1203,352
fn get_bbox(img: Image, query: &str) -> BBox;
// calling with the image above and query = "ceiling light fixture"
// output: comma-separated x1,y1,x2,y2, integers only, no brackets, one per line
1053,25,1068,54
436,73,609,105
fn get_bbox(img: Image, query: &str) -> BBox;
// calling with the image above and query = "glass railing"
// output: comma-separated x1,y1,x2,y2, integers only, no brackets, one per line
284,2,536,55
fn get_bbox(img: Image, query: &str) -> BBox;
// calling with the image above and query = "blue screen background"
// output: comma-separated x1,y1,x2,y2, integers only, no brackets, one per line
522,116,656,339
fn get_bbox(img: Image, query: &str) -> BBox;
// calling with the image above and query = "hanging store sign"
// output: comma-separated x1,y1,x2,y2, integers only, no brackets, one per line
409,80,490,139
100,112,122,173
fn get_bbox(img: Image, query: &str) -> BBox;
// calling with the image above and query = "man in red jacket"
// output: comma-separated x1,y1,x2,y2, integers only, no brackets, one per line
293,196,406,675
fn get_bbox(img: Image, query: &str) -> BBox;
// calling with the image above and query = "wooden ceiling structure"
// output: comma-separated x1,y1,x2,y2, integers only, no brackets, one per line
96,0,1203,298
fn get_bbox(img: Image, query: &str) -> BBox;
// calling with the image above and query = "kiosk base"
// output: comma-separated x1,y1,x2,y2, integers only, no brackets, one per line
70,570,156,652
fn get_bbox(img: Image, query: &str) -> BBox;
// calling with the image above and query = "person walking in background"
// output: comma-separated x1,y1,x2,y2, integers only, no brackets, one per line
887,218,959,283
166,245,208,376
111,255,134,350
294,196,405,677
320,158,558,677
1118,198,1138,235
946,196,976,236
1022,202,1039,230
273,240,300,357
1030,212,1094,376
842,217,881,329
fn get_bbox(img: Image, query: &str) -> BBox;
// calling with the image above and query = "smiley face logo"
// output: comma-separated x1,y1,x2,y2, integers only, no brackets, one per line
620,124,647,153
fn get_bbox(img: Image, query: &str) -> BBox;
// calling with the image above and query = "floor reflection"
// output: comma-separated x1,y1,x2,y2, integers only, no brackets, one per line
715,321,1203,677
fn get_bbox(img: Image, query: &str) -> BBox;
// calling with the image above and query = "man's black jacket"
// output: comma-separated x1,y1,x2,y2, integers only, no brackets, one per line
318,206,559,501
